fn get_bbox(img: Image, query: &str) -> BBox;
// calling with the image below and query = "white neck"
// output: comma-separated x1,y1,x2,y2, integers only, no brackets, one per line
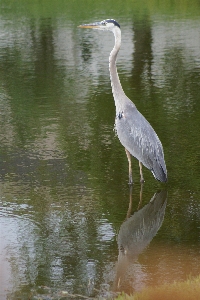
109,27,126,112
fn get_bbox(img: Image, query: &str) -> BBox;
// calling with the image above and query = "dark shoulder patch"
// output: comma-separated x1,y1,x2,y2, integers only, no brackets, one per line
117,111,124,119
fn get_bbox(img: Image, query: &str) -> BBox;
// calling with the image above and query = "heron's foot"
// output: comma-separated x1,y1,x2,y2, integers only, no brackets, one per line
140,178,145,184
128,176,133,185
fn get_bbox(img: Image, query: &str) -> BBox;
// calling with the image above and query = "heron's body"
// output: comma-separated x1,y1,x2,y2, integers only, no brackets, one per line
79,19,167,183
115,101,167,182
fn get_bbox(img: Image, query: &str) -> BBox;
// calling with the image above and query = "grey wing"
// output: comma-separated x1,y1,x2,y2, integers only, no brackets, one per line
115,103,167,182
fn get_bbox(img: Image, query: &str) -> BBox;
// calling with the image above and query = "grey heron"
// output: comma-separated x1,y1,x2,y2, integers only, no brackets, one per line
79,19,167,184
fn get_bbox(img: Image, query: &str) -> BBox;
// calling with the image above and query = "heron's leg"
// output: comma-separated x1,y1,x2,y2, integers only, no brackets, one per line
125,148,133,185
139,161,145,183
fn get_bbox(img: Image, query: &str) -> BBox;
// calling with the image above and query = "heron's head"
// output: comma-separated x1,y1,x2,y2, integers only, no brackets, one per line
78,19,120,32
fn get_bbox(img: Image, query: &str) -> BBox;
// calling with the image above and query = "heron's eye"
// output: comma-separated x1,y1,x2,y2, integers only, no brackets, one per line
101,21,107,26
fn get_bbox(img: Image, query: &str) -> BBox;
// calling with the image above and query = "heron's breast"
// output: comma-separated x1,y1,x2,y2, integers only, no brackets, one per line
115,113,134,144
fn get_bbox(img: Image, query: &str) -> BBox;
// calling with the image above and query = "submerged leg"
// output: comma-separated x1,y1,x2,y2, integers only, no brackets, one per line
137,181,143,210
139,161,145,183
125,148,133,185
126,185,133,219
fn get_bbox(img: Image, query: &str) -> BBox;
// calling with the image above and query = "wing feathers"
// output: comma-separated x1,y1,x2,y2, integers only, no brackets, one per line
115,103,167,182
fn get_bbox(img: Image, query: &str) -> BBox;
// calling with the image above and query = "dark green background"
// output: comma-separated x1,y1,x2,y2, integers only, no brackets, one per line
0,0,200,299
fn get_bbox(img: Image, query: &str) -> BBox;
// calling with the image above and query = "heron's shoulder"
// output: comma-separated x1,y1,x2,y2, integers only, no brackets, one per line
122,97,137,112
123,100,143,120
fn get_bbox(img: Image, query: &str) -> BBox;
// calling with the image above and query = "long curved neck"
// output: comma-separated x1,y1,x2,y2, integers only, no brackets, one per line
109,27,126,111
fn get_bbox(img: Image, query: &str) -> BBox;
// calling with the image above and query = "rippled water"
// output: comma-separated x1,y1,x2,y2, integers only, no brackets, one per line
0,1,200,299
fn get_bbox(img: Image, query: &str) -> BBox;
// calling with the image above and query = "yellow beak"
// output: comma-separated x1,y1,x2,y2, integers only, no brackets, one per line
78,22,102,29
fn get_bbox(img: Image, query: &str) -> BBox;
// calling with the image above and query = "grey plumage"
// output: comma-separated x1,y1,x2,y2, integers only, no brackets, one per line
115,101,167,182
79,19,167,183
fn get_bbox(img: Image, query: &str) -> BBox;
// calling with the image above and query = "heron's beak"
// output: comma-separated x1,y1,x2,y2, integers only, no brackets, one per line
78,22,102,29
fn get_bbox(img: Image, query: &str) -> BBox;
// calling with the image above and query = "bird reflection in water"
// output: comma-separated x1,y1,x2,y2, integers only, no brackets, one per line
113,188,167,294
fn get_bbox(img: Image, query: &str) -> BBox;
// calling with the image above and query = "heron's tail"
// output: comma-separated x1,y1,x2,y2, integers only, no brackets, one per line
152,161,167,183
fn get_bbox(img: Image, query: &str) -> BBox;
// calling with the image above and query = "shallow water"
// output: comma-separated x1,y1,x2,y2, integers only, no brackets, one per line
0,1,200,299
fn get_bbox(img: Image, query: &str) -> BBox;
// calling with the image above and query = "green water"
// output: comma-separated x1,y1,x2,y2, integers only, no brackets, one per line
0,0,200,299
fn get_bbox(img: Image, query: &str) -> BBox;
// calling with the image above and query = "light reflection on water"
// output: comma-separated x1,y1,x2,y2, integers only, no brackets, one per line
0,4,200,300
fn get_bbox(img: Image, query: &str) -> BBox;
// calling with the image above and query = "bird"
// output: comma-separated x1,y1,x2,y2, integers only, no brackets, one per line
79,19,167,184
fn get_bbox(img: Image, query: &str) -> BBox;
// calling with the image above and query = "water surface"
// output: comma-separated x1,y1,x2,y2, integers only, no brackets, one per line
0,1,200,299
